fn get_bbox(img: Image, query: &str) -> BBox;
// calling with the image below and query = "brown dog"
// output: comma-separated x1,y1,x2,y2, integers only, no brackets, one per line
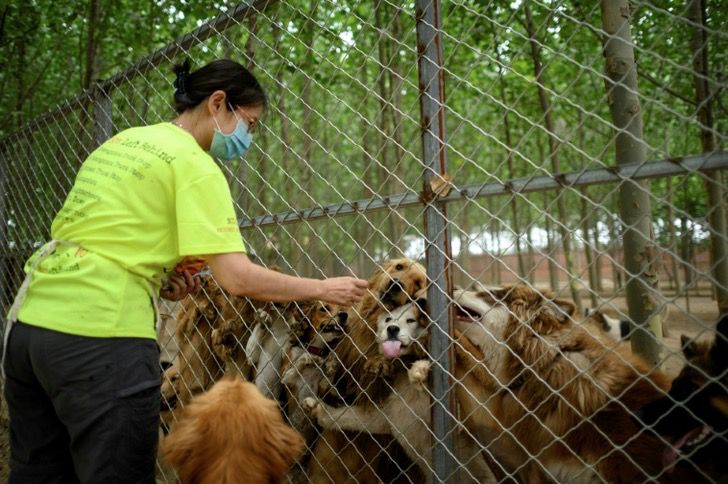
308,258,428,483
451,285,695,483
160,276,261,432
161,375,304,484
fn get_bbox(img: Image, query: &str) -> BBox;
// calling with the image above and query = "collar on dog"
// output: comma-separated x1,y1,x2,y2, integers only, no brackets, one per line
307,344,325,356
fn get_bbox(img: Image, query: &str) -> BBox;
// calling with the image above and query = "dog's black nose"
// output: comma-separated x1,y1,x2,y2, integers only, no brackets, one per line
387,326,400,338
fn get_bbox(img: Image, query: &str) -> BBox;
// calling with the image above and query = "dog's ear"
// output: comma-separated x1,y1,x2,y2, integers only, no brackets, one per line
546,298,575,323
712,315,728,368
710,395,728,418
589,311,610,332
414,297,429,315
681,334,701,360
476,286,508,306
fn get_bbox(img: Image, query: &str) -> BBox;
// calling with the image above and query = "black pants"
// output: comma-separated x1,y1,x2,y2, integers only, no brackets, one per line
3,322,161,484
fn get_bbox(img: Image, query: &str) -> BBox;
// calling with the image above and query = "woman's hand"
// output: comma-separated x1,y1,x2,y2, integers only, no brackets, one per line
160,270,201,301
317,277,369,307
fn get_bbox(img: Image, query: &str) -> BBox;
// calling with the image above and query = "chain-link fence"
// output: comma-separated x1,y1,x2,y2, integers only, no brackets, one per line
2,0,728,482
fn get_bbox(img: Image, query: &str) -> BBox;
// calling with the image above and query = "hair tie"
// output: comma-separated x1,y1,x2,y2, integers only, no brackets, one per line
174,59,191,95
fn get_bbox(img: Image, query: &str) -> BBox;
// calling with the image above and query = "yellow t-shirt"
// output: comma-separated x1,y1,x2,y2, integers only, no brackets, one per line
16,123,245,339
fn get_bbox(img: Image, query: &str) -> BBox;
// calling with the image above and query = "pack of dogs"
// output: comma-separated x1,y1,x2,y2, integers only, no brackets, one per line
159,258,728,483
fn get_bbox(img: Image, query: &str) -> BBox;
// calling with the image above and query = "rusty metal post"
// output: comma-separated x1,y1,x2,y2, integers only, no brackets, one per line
415,0,456,482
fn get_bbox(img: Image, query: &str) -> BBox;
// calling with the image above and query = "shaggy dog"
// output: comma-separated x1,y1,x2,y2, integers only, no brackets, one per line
161,375,304,484
450,285,695,483
308,258,428,484
638,315,728,481
281,301,349,437
303,296,495,483
280,302,348,483
160,276,261,431
245,304,296,400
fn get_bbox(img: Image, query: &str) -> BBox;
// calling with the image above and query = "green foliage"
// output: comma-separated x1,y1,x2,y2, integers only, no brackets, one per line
1,0,726,276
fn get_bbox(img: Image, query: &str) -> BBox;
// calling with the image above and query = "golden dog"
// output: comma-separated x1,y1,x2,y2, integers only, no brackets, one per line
160,276,262,431
161,375,303,484
308,258,428,483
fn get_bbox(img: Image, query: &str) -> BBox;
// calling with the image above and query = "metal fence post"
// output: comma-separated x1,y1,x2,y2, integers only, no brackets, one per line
94,83,114,147
415,0,456,482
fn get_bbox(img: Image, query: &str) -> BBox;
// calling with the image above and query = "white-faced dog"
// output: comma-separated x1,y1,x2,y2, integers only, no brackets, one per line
376,301,428,359
304,296,494,483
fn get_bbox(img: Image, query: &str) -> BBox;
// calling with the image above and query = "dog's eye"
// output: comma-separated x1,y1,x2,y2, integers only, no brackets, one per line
395,263,404,270
319,307,327,313
385,317,392,322
407,318,416,324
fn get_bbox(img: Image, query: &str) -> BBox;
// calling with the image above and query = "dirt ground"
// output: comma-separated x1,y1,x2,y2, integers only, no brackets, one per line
0,295,721,479
586,294,721,376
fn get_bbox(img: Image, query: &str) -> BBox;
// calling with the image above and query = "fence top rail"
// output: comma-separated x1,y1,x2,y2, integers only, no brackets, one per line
0,0,275,150
238,151,728,229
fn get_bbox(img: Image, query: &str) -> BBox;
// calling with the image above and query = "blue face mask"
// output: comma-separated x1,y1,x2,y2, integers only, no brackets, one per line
209,108,253,161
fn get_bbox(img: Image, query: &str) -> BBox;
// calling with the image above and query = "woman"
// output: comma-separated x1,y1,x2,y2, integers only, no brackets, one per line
3,59,368,483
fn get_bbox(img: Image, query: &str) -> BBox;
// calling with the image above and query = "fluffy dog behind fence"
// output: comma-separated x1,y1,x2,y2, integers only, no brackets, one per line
638,315,728,481
308,258,429,483
451,284,702,483
161,375,304,484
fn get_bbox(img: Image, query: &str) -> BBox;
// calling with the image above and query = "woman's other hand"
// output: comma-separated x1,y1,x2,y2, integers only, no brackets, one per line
317,277,369,307
160,270,201,301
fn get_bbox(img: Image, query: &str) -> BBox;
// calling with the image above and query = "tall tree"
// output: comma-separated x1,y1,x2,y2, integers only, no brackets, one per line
686,0,728,315
494,39,526,280
601,0,663,364
523,4,582,312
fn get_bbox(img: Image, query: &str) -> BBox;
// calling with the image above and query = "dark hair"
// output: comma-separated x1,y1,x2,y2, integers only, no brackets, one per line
172,59,267,114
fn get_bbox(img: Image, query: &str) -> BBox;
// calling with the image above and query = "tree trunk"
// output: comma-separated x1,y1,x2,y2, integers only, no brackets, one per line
244,14,257,70
360,42,376,276
608,211,623,292
601,0,663,364
577,113,599,306
526,220,536,285
544,192,559,292
687,0,728,314
681,212,693,312
298,0,318,276
374,0,398,258
524,5,582,312
666,177,681,294
591,206,604,293
459,203,471,284
581,189,599,308
489,199,502,285
495,39,526,280
83,0,101,91
388,3,405,256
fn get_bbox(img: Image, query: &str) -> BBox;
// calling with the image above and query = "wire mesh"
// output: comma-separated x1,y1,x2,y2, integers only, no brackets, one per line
1,0,727,483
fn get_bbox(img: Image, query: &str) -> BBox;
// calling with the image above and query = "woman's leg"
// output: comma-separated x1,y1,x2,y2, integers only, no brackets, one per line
3,322,78,484
9,322,161,484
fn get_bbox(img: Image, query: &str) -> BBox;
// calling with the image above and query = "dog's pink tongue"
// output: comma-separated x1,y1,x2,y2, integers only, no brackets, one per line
662,427,702,472
382,340,402,358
